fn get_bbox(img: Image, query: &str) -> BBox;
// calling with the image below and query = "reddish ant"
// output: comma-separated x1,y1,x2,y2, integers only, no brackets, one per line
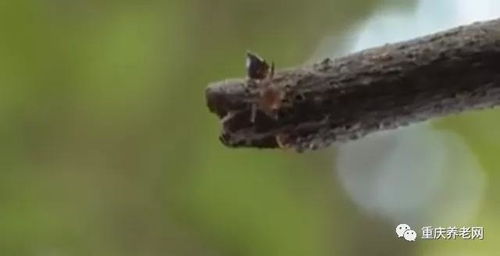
219,52,291,149
246,51,286,122
247,52,294,149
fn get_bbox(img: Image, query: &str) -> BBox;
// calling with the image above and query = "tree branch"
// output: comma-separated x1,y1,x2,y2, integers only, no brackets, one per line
205,18,500,152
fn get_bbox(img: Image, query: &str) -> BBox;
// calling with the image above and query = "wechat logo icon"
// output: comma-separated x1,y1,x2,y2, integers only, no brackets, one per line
396,224,417,242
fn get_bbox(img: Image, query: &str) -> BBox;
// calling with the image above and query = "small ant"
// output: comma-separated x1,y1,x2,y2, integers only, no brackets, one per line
245,51,286,122
219,52,291,149
247,52,295,149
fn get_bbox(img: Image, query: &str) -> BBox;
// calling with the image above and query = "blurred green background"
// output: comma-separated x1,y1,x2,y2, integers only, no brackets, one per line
0,0,499,255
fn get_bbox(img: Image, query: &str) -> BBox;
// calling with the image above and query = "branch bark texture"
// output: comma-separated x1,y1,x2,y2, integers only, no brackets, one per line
206,18,500,152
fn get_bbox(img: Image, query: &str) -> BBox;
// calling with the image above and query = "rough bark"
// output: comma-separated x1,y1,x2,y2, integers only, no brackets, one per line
205,18,500,152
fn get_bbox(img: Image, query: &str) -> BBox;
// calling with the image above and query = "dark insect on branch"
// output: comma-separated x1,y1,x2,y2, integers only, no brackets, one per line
206,18,500,152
